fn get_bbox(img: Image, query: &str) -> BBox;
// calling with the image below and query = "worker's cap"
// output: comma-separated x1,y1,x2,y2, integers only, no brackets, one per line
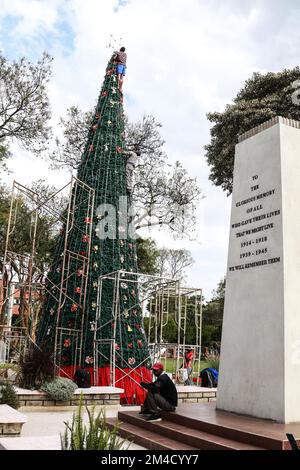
152,362,164,371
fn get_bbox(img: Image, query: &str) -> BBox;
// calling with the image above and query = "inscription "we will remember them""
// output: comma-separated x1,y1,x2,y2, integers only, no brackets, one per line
228,174,281,272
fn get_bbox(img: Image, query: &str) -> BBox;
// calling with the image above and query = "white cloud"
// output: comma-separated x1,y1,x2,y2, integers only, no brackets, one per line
1,0,300,298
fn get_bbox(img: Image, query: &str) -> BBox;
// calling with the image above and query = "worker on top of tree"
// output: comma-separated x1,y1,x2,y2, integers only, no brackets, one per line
113,46,127,91
123,145,141,193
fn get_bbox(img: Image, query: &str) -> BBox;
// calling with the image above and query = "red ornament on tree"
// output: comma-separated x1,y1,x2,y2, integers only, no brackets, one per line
63,338,71,348
75,287,81,294
137,340,143,348
82,234,89,243
101,90,108,97
116,146,122,153
128,342,133,349
71,304,78,312
85,217,92,224
88,144,94,152
79,251,86,256
77,269,84,277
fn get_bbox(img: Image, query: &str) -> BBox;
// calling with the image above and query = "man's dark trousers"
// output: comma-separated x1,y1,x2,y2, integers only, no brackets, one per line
142,392,175,414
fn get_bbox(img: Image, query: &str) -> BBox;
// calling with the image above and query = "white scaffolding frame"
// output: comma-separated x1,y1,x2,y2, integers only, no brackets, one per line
93,270,202,388
0,178,95,372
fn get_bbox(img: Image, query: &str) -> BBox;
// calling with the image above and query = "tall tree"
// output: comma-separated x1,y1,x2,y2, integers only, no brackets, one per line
136,238,159,275
50,108,202,239
157,248,194,280
0,51,52,170
205,67,300,194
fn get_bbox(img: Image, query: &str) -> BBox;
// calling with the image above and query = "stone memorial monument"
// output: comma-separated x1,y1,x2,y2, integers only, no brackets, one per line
217,116,300,423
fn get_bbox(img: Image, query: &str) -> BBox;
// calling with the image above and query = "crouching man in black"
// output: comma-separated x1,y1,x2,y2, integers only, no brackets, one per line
140,362,178,422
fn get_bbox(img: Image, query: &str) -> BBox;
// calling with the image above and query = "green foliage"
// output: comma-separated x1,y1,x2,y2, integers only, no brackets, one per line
0,140,10,174
136,237,159,275
41,377,77,401
202,324,219,348
205,67,300,193
202,278,225,348
0,383,20,409
61,395,129,450
19,344,54,389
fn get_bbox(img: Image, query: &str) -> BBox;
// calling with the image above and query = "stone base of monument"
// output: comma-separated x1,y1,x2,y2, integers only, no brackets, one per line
0,405,27,436
107,402,300,450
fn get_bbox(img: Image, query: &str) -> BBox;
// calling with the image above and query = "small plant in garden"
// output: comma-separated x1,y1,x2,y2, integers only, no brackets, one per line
40,377,78,401
61,395,129,450
0,383,20,409
19,344,54,389
205,353,220,371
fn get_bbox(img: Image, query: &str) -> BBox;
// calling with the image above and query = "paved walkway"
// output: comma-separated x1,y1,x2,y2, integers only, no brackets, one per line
1,405,144,450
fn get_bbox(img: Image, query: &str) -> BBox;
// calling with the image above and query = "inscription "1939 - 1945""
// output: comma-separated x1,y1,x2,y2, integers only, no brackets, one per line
228,174,281,273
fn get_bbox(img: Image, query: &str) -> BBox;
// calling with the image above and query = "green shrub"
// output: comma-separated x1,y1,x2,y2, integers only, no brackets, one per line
61,395,129,450
41,377,78,401
0,383,20,409
19,344,54,389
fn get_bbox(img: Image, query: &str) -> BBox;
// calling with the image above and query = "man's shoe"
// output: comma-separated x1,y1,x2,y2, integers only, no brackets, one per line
139,410,151,415
146,414,162,422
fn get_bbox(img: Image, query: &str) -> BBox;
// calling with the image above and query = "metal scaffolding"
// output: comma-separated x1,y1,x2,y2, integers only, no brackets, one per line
0,181,203,389
0,178,95,372
94,270,203,388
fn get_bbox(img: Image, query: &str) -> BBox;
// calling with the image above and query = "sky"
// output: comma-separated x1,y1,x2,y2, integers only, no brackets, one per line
0,0,300,300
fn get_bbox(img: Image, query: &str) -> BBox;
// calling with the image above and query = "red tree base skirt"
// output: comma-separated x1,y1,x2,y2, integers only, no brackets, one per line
59,365,152,405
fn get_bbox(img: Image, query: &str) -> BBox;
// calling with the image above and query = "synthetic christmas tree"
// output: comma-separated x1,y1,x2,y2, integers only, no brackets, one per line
37,53,151,403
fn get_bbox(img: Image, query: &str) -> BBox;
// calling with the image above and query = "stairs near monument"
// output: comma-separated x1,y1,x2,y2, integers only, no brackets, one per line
107,410,264,450
108,403,300,450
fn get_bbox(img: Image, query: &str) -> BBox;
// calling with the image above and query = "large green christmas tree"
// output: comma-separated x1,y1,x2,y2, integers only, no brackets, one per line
37,54,151,403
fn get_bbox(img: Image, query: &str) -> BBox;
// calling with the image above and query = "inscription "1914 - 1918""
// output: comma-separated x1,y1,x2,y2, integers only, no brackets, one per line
228,174,281,273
